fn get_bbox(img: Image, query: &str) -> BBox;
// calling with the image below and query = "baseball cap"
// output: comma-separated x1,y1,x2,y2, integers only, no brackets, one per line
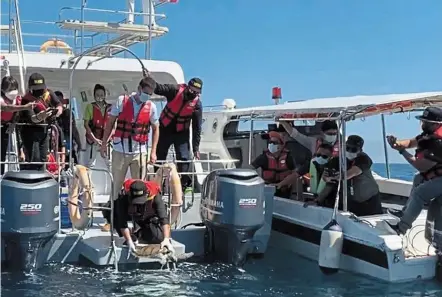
188,78,203,92
415,107,442,123
129,180,150,204
28,73,46,90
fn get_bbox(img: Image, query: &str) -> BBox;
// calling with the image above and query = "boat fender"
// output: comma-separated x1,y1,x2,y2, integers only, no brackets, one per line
68,165,94,230
318,219,344,274
154,163,183,226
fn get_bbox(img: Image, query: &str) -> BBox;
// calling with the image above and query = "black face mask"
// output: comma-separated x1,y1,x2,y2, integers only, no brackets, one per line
31,89,45,98
184,89,197,101
422,122,436,134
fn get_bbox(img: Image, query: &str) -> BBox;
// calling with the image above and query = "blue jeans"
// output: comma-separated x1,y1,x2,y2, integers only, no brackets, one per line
398,176,442,233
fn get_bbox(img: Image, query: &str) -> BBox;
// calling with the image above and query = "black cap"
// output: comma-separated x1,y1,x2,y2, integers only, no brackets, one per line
28,73,46,90
415,107,442,123
129,181,149,204
321,120,338,132
346,135,364,149
188,78,203,92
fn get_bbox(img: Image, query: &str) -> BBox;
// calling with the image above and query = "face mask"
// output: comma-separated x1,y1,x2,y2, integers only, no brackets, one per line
346,152,358,160
268,143,279,153
184,89,197,101
5,90,18,100
139,92,151,103
31,89,45,98
95,96,105,103
313,156,329,165
422,122,435,134
323,134,337,144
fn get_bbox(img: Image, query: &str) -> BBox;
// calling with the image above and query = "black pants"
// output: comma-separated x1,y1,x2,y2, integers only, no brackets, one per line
1,128,9,175
135,222,164,244
155,128,191,189
21,129,50,171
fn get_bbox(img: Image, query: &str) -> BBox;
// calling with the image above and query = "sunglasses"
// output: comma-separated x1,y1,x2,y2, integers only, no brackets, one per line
269,141,282,145
346,146,359,153
315,154,330,159
188,88,200,95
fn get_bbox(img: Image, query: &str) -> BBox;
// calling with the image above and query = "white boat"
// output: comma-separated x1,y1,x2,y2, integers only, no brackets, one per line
198,92,442,282
0,0,273,271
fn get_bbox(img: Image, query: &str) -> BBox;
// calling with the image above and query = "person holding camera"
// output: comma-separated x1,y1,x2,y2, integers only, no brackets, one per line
20,73,62,171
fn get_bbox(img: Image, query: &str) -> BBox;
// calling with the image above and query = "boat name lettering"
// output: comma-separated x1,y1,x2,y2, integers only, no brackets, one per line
202,198,224,208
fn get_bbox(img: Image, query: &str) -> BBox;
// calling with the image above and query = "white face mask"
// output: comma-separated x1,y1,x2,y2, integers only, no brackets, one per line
346,152,358,160
5,90,18,100
139,92,150,103
323,134,337,144
268,143,279,154
95,96,105,103
313,156,329,165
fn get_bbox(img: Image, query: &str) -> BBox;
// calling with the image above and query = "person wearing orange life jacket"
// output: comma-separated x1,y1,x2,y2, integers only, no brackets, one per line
280,120,340,157
20,73,62,171
386,106,442,219
0,76,35,174
102,179,173,253
99,76,159,231
152,77,203,193
251,131,297,199
83,84,112,168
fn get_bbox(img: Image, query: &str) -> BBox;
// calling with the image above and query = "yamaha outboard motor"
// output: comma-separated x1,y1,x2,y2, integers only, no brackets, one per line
200,169,265,266
1,171,59,271
425,196,442,282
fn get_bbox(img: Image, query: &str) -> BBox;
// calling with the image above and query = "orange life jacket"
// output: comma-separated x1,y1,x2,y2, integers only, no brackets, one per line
262,149,292,184
113,96,152,144
316,138,339,157
86,102,112,144
159,84,199,132
123,179,161,199
0,95,21,123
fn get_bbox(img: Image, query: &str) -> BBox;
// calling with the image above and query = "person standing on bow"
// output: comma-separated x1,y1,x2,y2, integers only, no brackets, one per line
152,77,203,194
385,107,442,218
83,84,112,168
279,120,339,156
0,76,35,174
251,131,297,198
100,76,159,231
20,73,62,171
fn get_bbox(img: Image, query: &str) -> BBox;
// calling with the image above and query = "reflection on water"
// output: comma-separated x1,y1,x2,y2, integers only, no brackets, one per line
1,247,441,297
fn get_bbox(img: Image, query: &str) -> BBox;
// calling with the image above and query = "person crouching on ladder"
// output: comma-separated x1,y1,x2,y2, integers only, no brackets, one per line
83,84,112,168
99,76,159,231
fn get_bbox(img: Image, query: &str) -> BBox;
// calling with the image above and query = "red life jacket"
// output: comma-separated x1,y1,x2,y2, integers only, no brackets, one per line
123,179,161,200
86,102,112,144
22,91,49,113
316,138,339,157
113,96,152,144
1,95,21,123
46,152,58,174
262,149,292,184
416,129,442,180
159,84,199,132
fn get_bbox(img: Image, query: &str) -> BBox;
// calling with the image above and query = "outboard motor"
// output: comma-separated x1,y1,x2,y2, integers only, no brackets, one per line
425,197,442,282
1,171,59,271
200,169,265,266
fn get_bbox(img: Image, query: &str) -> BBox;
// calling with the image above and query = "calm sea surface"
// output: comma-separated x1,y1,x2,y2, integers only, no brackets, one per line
2,163,442,297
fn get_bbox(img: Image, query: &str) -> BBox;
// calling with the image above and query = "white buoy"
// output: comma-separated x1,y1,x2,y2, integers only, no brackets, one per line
222,98,236,110
318,219,344,274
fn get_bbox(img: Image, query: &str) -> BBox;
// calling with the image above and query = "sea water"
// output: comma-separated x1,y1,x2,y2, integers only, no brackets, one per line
2,163,441,297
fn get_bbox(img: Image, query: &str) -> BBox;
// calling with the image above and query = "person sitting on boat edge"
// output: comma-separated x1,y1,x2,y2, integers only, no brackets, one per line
251,131,297,199
150,73,203,195
279,119,340,157
317,135,383,216
386,106,442,218
0,76,35,174
385,128,442,235
83,84,112,168
103,179,174,254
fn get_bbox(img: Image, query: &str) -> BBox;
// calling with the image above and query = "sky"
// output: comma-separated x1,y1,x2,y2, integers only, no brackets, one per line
2,0,442,164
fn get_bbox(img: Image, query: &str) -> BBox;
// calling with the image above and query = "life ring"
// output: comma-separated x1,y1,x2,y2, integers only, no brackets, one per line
154,163,183,227
68,165,94,230
40,39,73,55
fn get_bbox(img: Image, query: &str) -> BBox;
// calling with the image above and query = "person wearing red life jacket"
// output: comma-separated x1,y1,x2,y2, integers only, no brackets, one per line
251,131,297,199
102,179,173,253
20,73,62,171
386,106,442,219
99,76,159,231
0,76,35,174
152,76,203,194
83,84,111,168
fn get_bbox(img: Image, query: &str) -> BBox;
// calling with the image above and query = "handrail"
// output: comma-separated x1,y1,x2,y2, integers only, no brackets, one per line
58,6,166,22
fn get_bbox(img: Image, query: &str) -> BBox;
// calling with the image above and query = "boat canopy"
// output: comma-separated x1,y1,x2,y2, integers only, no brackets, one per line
221,92,442,121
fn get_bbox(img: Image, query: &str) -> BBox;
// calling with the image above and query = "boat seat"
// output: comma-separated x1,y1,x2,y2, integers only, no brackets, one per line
58,20,169,36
